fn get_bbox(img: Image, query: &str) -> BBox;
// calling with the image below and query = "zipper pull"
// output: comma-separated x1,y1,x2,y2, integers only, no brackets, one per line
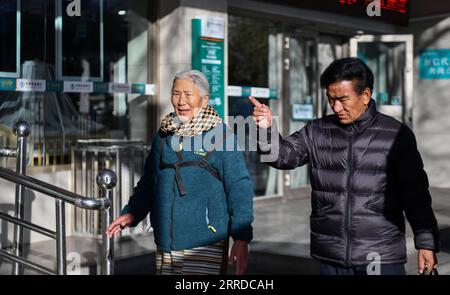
205,207,216,233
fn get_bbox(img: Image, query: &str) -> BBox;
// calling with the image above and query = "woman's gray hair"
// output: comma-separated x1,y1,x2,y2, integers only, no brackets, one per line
173,70,210,98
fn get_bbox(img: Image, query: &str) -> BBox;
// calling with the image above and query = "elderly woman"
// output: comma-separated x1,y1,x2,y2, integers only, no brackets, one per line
107,70,254,275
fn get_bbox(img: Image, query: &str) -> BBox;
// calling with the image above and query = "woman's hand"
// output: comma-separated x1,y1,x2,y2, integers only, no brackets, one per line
228,240,249,275
107,213,135,238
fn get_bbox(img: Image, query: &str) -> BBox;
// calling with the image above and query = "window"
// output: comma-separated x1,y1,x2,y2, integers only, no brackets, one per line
0,0,153,166
228,14,281,197
0,0,20,77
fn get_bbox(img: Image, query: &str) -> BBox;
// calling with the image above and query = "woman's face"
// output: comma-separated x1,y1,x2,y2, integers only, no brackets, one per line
171,79,208,121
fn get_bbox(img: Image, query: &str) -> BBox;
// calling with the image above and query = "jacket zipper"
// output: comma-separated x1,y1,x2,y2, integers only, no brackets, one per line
170,137,183,249
345,128,355,266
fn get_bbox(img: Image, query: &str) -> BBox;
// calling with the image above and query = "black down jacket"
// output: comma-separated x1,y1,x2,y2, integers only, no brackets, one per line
258,99,439,266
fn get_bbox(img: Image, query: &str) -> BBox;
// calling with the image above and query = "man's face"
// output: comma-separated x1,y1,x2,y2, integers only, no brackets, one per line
171,79,208,121
326,80,371,125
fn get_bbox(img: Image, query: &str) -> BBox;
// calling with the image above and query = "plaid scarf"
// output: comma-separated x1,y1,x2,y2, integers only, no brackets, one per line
160,105,222,137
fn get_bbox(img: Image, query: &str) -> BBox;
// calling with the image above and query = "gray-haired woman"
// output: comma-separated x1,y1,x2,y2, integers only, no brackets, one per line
107,70,254,275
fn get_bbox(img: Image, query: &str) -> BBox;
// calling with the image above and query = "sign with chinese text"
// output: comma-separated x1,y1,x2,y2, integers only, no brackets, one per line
192,17,225,118
420,49,450,79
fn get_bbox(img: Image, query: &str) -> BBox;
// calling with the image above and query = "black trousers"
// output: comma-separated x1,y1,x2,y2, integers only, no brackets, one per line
320,261,406,275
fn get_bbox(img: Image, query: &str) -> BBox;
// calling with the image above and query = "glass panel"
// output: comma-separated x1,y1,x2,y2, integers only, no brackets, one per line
288,35,316,189
60,0,102,79
357,42,406,106
228,14,280,197
0,0,18,74
0,0,152,166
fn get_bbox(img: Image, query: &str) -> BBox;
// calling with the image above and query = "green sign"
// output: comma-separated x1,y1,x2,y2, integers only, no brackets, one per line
46,80,63,92
0,78,16,91
94,82,109,93
132,83,146,94
192,18,225,118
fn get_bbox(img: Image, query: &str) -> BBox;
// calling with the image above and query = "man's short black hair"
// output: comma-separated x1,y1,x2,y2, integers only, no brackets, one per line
320,57,374,95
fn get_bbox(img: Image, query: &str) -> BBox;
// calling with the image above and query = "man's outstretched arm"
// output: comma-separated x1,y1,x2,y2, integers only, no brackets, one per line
249,96,310,169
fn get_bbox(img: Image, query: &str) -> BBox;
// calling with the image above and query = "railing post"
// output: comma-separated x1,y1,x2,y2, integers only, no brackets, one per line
12,121,30,275
55,199,66,275
96,169,117,275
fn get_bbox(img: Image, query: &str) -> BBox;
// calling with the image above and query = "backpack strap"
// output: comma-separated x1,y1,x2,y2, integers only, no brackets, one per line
159,138,220,196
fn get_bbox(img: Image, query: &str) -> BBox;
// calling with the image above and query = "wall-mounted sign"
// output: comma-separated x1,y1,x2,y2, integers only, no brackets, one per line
419,49,450,79
109,82,131,93
63,81,94,93
197,15,225,39
192,17,225,118
227,86,242,97
132,83,146,94
0,78,16,91
16,79,46,92
145,84,155,95
292,104,314,120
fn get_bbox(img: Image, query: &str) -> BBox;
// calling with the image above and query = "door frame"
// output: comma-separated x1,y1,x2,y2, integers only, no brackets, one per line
349,34,414,127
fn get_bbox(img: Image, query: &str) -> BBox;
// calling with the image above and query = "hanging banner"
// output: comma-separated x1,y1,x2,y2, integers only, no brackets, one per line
192,17,225,118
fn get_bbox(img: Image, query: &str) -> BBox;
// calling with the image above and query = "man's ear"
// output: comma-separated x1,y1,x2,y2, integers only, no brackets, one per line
202,95,210,108
362,88,372,105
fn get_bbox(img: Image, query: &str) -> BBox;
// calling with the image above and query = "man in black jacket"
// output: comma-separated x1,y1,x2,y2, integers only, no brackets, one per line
251,57,439,275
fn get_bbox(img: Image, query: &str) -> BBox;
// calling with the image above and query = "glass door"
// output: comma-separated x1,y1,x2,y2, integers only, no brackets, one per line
281,31,318,196
350,35,413,126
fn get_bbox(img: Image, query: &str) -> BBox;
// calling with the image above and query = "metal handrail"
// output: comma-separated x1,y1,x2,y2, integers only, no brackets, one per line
0,121,117,275
0,167,111,210
0,211,56,239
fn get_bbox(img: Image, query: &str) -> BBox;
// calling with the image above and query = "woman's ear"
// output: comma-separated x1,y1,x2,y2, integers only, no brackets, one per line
202,95,210,108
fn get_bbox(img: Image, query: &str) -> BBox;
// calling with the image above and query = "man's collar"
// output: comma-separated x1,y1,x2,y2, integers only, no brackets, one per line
338,99,377,132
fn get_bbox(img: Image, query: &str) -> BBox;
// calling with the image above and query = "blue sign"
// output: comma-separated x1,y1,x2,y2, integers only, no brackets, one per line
419,49,450,79
292,104,314,120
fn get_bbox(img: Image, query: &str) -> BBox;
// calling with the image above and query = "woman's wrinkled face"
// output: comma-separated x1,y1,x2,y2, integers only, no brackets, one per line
171,79,208,121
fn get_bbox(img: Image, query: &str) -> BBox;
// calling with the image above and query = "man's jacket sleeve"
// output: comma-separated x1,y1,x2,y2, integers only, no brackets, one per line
257,122,310,169
395,125,440,252
120,134,161,227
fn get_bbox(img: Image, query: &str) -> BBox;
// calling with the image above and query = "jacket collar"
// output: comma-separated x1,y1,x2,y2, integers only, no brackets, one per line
339,99,377,133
